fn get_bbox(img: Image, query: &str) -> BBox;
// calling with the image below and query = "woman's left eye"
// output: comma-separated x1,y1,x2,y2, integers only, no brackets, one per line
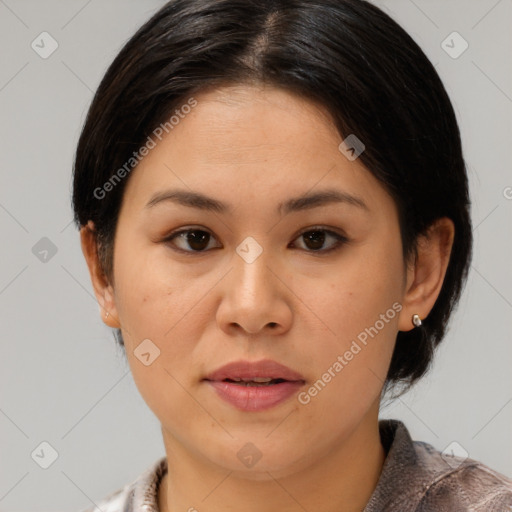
162,227,348,255
290,228,348,253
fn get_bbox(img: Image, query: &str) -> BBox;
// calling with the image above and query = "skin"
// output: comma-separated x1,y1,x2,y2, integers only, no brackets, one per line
81,84,454,512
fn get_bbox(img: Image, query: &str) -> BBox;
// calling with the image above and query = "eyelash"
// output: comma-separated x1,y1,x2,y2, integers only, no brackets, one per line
161,226,349,256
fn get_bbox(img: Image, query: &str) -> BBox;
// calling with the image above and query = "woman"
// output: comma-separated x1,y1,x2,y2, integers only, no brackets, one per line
73,0,512,510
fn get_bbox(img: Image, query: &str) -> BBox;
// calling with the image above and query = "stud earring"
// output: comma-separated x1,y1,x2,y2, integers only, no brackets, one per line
105,311,110,319
412,314,422,327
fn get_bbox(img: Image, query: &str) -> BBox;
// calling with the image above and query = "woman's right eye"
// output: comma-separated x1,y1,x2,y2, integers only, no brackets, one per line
163,228,220,254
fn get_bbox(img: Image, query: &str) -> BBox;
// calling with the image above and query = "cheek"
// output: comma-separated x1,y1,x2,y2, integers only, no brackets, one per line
112,244,209,385
113,241,196,344
319,252,402,342
306,244,403,399
299,293,398,429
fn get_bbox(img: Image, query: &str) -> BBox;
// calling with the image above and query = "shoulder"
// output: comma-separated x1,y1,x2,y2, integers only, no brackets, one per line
412,439,512,511
77,486,132,512
366,420,512,512
76,456,167,512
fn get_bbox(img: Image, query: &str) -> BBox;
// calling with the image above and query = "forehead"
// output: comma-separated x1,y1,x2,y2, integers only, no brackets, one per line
120,84,392,217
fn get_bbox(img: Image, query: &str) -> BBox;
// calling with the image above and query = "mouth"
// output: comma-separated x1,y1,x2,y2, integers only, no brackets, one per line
203,359,305,411
203,358,305,384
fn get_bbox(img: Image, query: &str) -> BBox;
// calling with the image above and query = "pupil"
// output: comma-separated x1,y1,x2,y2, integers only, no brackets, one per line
187,230,209,250
305,231,325,250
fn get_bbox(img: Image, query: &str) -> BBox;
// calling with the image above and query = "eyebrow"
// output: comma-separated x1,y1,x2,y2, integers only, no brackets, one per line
144,188,369,215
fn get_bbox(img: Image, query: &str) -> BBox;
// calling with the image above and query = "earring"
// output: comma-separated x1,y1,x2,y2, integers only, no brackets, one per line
105,311,110,319
412,314,422,327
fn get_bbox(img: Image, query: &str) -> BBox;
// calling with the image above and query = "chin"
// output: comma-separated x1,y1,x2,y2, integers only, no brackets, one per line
206,442,311,479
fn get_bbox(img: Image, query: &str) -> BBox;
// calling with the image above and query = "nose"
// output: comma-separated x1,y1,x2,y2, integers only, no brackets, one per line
216,248,292,336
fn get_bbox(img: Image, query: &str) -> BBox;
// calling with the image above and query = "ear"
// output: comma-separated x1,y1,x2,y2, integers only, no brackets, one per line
80,220,121,328
398,217,455,332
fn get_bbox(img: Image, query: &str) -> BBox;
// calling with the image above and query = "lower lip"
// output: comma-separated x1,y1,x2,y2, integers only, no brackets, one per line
205,380,304,411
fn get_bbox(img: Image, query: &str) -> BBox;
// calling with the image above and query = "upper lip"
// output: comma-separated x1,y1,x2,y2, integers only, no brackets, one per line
204,359,305,382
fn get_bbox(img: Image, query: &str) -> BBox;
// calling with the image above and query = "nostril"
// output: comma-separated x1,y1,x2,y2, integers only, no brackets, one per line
269,322,277,328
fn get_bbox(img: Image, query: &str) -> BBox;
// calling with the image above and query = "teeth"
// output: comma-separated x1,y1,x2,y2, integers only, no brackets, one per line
228,377,273,383
225,377,279,386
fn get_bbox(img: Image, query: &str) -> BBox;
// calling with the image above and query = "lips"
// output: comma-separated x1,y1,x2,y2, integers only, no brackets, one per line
203,359,305,384
203,359,306,411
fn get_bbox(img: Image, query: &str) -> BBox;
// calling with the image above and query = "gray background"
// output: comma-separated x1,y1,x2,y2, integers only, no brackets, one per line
0,0,511,510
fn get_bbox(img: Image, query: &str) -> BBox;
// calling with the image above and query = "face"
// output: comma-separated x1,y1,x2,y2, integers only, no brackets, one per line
88,84,414,478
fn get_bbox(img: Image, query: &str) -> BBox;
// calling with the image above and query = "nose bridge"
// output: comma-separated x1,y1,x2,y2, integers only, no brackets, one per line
233,235,273,299
216,235,290,334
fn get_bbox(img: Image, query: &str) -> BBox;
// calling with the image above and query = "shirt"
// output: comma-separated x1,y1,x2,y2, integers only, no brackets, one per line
79,419,512,511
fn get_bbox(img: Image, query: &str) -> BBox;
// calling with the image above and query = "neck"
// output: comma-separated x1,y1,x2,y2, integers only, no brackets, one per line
158,413,386,512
